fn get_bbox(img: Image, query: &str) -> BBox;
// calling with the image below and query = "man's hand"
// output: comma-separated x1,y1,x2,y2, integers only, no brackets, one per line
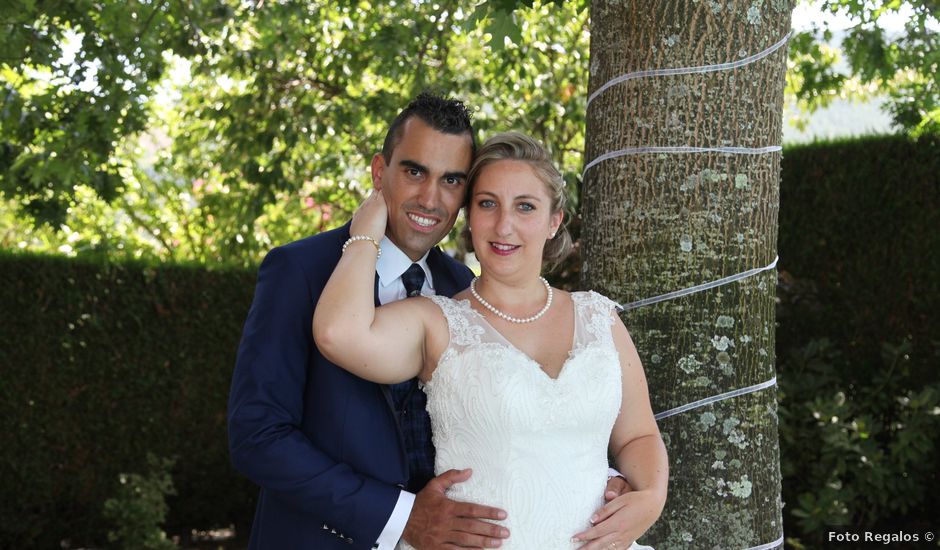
403,468,509,549
603,475,632,502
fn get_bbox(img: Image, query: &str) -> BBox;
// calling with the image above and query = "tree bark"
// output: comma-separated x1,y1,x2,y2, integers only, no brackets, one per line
582,1,793,548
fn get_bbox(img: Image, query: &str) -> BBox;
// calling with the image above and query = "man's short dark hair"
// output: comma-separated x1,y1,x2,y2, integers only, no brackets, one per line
382,92,476,162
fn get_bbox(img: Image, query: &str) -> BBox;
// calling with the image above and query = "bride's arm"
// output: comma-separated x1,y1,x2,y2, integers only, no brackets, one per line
313,189,428,385
608,317,668,508
574,314,668,549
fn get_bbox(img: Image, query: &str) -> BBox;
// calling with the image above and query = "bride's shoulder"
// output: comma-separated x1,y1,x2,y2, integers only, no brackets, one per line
571,289,620,311
420,293,472,320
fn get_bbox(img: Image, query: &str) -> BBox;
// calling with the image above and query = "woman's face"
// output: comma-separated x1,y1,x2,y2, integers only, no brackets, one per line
468,159,562,280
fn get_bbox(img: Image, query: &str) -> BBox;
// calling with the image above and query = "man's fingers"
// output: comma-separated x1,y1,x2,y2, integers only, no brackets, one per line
452,517,510,539
448,530,503,549
604,476,628,501
430,468,473,491
452,500,508,521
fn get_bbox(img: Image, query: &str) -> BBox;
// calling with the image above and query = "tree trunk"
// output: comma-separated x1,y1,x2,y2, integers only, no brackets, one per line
581,1,793,548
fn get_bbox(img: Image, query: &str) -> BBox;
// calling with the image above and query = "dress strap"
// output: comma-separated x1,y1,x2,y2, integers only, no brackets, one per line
426,295,485,352
571,291,619,350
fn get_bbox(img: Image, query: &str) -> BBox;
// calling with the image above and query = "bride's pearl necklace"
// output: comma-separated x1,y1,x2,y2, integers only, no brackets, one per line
470,276,553,324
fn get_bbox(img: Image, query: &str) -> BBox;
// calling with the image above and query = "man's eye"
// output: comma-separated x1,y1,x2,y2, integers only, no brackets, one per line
445,177,462,186
408,169,421,177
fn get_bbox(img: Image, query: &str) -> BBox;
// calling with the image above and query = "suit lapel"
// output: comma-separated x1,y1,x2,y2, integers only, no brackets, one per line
427,248,459,298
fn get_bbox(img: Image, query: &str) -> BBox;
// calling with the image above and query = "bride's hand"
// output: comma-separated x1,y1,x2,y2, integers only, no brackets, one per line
572,489,664,550
350,188,388,242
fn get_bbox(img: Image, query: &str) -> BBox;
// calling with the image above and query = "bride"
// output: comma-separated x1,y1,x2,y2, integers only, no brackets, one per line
314,132,667,549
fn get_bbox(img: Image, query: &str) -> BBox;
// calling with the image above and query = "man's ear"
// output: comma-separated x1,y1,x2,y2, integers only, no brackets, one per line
370,153,386,190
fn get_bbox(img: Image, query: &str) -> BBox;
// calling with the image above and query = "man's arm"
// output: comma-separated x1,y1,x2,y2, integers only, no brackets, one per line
228,246,399,545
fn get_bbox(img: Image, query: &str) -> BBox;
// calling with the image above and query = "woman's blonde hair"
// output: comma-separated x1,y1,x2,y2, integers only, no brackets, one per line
461,132,573,272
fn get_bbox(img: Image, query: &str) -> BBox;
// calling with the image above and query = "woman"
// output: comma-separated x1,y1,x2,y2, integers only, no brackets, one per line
314,132,667,549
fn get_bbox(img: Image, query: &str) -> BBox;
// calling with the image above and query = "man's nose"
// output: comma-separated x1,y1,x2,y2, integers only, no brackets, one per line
416,181,439,210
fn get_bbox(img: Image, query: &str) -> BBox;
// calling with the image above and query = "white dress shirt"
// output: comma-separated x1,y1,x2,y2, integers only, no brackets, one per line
373,237,432,550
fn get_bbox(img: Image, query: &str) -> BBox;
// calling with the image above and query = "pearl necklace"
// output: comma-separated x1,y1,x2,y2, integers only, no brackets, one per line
470,276,553,324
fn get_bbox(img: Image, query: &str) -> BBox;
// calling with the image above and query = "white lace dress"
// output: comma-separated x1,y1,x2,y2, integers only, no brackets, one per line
398,291,652,550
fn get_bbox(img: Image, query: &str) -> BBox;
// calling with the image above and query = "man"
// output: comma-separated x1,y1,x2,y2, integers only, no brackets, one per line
228,93,626,549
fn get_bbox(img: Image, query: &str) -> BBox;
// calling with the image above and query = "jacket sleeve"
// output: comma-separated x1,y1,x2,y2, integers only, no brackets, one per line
227,245,400,544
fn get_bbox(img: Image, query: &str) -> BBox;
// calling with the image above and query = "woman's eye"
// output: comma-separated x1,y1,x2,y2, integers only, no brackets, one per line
518,202,535,212
479,199,496,208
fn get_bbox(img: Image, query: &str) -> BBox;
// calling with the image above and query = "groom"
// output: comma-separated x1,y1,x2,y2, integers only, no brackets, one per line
228,93,626,549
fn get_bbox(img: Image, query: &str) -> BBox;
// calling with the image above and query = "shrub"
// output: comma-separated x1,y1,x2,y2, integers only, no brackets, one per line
102,454,178,550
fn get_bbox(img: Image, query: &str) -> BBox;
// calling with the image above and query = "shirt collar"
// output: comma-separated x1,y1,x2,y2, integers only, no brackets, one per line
375,236,433,289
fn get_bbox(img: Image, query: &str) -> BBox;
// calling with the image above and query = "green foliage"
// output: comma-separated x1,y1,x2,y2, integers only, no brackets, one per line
0,0,233,225
776,133,940,545
779,339,940,542
1,0,591,266
788,0,939,134
102,454,178,550
0,250,257,548
778,133,939,378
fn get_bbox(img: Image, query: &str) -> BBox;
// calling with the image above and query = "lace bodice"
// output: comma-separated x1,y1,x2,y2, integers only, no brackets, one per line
402,291,625,549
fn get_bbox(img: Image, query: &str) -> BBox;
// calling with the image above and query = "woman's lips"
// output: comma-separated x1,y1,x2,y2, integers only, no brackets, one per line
489,242,520,256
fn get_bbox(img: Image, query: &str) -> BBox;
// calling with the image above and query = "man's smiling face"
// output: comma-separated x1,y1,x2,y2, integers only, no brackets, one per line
371,116,474,261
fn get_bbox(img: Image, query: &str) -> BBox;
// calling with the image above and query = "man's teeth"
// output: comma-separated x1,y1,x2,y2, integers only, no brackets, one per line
492,243,516,251
408,214,436,227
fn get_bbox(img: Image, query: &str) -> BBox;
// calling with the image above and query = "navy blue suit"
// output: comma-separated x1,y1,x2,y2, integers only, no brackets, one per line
228,223,473,549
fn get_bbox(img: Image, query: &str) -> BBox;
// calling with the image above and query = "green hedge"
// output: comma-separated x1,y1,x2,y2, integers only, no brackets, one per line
0,252,258,547
778,133,939,384
776,133,940,545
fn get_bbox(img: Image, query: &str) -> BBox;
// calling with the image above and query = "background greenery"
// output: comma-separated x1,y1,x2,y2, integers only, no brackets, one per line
0,250,257,547
1,135,936,548
1,0,938,548
2,1,937,265
775,133,939,547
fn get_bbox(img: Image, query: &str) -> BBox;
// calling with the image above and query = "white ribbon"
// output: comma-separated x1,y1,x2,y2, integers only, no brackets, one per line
617,256,778,312
743,535,785,550
587,31,792,106
583,145,783,177
655,377,777,421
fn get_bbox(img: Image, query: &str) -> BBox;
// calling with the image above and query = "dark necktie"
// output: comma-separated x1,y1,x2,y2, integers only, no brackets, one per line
401,263,426,298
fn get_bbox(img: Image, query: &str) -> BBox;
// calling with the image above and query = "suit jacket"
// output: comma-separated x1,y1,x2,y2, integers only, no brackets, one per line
228,223,473,549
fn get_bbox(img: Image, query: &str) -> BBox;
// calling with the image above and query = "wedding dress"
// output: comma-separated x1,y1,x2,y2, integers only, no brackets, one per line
398,291,652,550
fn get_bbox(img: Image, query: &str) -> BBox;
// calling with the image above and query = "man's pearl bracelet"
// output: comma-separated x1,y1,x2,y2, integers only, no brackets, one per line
342,235,382,258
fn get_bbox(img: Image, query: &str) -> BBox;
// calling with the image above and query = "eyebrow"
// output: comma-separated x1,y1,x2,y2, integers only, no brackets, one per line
399,159,428,173
474,190,543,202
399,159,467,181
